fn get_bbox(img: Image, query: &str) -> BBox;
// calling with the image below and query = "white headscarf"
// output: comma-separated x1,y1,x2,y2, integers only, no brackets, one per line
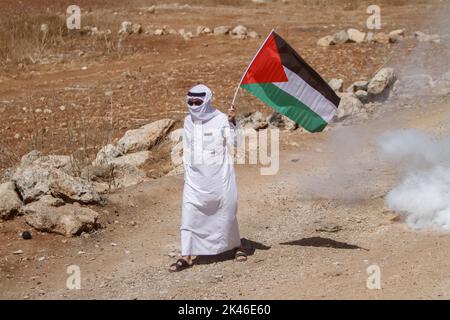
186,84,219,123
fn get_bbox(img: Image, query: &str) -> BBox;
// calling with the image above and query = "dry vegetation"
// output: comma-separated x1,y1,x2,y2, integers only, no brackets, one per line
0,0,446,178
0,0,449,301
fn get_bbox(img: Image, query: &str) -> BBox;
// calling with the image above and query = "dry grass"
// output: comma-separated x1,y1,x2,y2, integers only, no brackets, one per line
0,0,445,179
0,12,67,65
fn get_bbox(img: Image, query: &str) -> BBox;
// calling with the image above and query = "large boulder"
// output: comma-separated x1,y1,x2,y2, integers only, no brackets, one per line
93,144,122,166
347,28,366,43
0,182,22,220
86,152,150,189
91,120,174,189
117,119,174,154
336,93,363,119
20,150,73,173
83,163,146,190
367,68,396,97
109,151,150,168
22,196,99,237
12,162,101,205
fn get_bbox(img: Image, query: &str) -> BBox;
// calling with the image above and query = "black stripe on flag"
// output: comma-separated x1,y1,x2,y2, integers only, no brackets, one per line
273,32,340,107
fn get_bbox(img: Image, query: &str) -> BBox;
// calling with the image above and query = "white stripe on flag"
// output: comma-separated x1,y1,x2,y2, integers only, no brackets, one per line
273,66,337,122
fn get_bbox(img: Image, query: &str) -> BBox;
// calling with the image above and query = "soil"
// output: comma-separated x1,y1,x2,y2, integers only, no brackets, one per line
0,0,449,300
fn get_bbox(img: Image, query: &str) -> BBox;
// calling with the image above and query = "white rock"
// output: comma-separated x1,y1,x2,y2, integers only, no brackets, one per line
231,25,248,36
109,151,150,168
367,67,396,96
183,32,193,40
328,78,344,92
317,35,334,47
117,119,174,154
12,161,101,205
23,199,99,237
336,93,363,119
213,26,231,35
154,28,165,36
347,28,366,43
196,26,206,35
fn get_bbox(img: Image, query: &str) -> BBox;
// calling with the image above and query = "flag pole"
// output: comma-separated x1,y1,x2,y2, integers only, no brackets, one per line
231,29,275,107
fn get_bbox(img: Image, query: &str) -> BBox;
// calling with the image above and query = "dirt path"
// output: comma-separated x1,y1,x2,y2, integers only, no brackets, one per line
1,100,449,300
1,0,450,300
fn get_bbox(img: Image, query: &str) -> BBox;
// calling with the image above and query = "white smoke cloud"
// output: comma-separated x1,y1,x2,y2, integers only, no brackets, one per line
377,129,450,231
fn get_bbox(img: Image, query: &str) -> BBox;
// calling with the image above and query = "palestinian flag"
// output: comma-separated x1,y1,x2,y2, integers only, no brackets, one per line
239,30,340,132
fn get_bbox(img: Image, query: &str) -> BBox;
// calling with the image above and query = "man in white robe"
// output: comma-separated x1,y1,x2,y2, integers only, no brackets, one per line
169,84,246,272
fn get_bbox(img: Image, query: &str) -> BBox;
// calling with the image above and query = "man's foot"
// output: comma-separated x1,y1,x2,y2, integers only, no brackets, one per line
235,248,247,262
169,258,192,272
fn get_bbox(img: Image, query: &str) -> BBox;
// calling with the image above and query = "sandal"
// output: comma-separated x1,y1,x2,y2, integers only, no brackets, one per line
235,249,247,262
169,258,192,272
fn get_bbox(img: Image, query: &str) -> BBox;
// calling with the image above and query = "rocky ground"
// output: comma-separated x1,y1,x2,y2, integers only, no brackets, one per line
1,0,450,300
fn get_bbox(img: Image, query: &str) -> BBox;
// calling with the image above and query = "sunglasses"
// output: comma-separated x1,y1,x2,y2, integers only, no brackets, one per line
187,98,204,106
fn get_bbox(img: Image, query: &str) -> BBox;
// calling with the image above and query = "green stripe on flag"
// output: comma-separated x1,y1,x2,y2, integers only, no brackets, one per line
241,83,328,132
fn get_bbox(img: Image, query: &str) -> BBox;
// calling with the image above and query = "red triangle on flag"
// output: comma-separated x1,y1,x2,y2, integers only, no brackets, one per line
241,33,288,85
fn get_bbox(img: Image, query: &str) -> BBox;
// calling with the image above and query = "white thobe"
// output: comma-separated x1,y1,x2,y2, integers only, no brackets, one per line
181,111,241,256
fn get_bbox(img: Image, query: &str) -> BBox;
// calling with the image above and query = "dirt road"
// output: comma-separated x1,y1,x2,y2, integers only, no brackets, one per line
1,0,449,300
1,99,449,300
